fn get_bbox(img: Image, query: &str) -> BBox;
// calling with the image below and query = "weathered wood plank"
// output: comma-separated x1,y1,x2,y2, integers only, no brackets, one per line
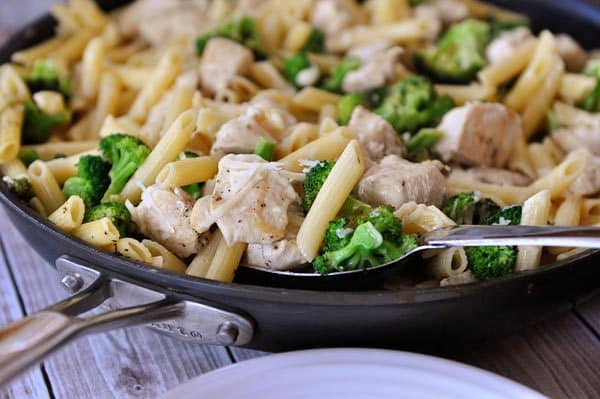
0,237,51,399
575,291,600,334
445,312,600,399
0,209,232,399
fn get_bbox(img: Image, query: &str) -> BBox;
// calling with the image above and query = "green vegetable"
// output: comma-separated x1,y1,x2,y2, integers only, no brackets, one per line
337,93,366,125
483,205,522,226
322,57,361,93
20,149,41,167
442,192,501,225
579,62,600,113
99,134,151,203
3,176,35,201
414,19,491,83
85,202,133,237
196,17,262,55
465,245,516,280
302,160,335,212
301,28,325,53
374,76,455,134
406,128,443,153
338,195,372,218
63,155,111,209
322,217,353,252
282,52,313,87
25,59,71,98
254,137,276,161
22,101,71,144
178,151,203,201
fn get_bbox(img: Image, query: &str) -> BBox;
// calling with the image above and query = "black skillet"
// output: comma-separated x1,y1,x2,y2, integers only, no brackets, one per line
1,0,600,385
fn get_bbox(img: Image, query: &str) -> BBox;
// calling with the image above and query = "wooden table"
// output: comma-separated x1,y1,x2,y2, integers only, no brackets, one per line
0,207,598,399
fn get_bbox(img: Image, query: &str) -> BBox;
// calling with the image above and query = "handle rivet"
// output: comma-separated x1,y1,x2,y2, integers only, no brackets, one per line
216,322,239,345
61,273,83,293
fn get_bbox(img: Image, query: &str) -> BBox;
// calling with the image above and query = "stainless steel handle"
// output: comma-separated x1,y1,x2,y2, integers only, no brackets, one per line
0,256,254,386
426,225,600,248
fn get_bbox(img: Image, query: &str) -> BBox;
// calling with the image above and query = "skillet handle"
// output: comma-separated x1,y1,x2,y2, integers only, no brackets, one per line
0,276,184,386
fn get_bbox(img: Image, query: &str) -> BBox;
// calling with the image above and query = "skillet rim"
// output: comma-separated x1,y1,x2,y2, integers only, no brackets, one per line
0,1,599,307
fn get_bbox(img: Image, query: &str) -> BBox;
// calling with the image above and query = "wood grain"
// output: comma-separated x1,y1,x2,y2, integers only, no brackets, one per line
0,236,51,399
0,208,233,399
444,312,600,399
576,291,600,334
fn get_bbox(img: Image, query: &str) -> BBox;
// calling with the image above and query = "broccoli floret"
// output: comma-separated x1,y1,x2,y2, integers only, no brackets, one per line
25,59,71,98
374,76,455,134
301,28,325,53
254,137,276,161
22,101,71,144
322,57,361,93
282,52,316,88
196,17,262,55
178,151,203,201
313,221,383,274
406,128,443,153
360,205,402,242
63,155,111,209
579,63,600,112
442,192,501,225
85,202,132,236
3,176,35,201
337,93,366,125
20,148,41,167
484,205,522,226
338,196,372,218
302,160,335,212
99,134,151,203
323,217,353,252
465,245,516,280
414,19,491,84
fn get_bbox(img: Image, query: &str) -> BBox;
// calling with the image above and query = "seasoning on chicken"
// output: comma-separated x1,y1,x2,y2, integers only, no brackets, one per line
130,185,205,258
356,155,447,208
244,214,307,270
486,27,532,64
342,47,404,93
199,37,254,95
433,102,522,167
310,0,364,35
347,106,406,163
556,34,588,72
190,154,300,246
210,105,295,157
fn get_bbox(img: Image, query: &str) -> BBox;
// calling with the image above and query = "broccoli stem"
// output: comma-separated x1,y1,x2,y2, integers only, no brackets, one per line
254,137,276,161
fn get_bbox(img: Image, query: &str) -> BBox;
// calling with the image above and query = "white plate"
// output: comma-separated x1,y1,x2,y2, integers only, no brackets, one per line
159,348,547,399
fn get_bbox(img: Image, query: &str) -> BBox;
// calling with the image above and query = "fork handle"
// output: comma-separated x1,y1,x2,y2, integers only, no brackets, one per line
425,225,600,248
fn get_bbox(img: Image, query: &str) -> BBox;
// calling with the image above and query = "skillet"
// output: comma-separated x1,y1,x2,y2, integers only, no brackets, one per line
1,0,600,385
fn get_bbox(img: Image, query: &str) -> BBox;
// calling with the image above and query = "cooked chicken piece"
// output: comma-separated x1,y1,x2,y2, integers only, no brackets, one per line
570,155,600,196
434,102,522,168
347,39,393,63
357,155,446,208
119,0,210,45
310,0,365,35
553,127,600,156
190,154,300,245
486,27,533,64
414,0,468,27
556,34,587,72
130,185,204,258
449,167,532,187
199,38,254,95
210,105,296,157
348,106,406,163
244,213,306,270
342,47,404,93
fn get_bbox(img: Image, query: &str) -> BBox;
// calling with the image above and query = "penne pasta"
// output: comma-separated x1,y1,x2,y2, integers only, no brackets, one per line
205,235,246,283
0,104,24,163
28,160,66,213
72,217,120,247
142,239,187,273
186,230,222,278
515,190,552,271
48,195,85,232
156,156,218,188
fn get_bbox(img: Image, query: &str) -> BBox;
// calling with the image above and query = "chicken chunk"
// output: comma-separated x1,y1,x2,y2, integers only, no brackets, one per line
342,47,404,93
190,154,300,246
244,213,306,270
434,102,522,168
347,40,393,63
199,38,254,95
553,127,600,156
310,0,365,35
556,34,587,72
119,0,210,45
210,105,296,157
348,106,406,162
414,0,469,27
449,167,532,187
486,27,533,64
130,185,204,258
570,155,600,196
357,155,447,208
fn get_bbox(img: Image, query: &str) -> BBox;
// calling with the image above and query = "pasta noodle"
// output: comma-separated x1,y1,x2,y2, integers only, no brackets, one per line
117,237,153,262
0,104,24,163
72,217,120,247
142,239,187,273
427,248,468,279
156,156,218,189
28,160,66,213
186,230,222,278
205,238,247,282
515,190,552,271
48,195,85,232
